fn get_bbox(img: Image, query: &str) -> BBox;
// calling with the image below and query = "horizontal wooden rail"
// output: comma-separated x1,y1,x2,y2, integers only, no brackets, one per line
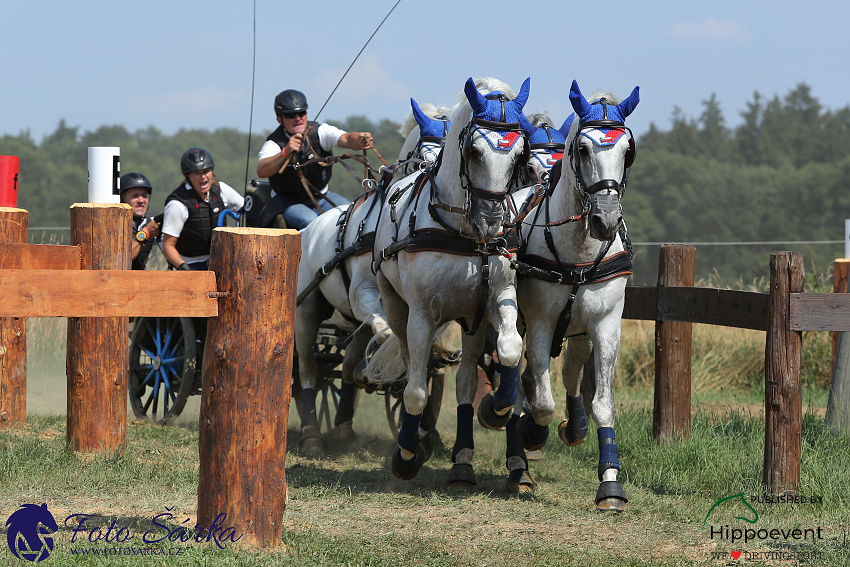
0,270,219,317
624,286,769,331
0,242,81,270
790,293,850,331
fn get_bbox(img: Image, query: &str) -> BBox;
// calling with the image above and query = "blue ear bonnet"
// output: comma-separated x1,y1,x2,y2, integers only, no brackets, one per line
464,77,531,127
521,115,567,147
569,80,639,125
411,98,450,138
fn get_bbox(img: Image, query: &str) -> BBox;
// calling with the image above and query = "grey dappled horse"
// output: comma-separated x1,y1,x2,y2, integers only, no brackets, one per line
371,77,529,487
294,99,455,452
510,80,639,510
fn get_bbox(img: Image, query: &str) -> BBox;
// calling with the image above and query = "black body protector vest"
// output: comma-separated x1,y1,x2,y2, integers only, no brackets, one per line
164,183,224,258
131,216,155,270
266,121,333,201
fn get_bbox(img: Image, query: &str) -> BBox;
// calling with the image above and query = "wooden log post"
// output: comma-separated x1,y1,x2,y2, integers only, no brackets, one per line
653,244,696,443
831,259,850,371
66,203,131,453
198,227,300,548
763,251,804,494
0,208,28,427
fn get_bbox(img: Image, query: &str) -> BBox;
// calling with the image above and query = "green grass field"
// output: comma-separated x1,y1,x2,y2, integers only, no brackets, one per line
4,312,849,566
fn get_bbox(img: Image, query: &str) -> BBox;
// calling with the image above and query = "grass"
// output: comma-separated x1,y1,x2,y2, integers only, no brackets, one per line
7,258,849,565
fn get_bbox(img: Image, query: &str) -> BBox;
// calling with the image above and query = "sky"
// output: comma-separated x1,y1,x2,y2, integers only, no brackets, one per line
2,1,849,144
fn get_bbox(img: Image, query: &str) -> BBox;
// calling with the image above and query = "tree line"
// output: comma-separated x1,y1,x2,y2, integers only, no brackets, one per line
2,83,847,285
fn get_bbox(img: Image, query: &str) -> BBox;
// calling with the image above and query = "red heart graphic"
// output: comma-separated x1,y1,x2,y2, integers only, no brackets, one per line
731,551,742,559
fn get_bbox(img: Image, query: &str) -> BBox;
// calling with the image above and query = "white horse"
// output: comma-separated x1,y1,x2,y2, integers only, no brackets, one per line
520,112,571,186
510,80,639,510
294,98,456,452
395,100,452,180
371,77,529,487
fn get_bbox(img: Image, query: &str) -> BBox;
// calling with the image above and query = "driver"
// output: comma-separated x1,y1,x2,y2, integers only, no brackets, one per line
120,172,160,271
161,148,244,271
255,89,372,229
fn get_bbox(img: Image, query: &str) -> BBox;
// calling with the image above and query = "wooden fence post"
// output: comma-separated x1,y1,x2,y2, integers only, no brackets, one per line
831,259,850,371
66,203,131,453
763,251,803,494
653,244,696,442
198,227,300,548
0,207,28,427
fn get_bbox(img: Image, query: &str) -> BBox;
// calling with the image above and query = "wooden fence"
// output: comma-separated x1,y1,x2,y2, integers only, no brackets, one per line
0,205,299,548
1,207,847,516
627,244,850,494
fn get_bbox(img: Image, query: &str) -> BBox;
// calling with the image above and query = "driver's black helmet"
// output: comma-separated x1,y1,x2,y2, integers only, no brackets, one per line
180,148,215,175
274,89,308,116
119,172,152,197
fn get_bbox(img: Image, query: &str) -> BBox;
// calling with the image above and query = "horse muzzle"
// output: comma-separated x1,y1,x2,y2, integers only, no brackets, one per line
469,196,506,244
589,187,622,242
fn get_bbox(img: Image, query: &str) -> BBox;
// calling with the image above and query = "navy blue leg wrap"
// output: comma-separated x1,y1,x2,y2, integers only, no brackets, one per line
567,394,588,439
597,427,621,482
334,381,357,426
398,405,422,453
505,414,526,465
451,404,475,462
524,414,549,446
301,388,318,429
494,364,519,408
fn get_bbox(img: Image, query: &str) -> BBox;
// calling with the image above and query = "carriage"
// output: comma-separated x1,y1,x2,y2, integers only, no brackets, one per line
127,176,446,437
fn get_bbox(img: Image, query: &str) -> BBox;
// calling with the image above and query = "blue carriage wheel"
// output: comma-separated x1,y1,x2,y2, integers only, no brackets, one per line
128,316,198,422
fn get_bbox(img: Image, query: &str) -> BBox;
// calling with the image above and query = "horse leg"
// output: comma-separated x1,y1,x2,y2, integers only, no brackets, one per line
477,290,524,431
557,335,592,446
515,323,555,453
447,328,486,490
295,293,333,454
332,324,372,442
349,271,392,344
505,382,535,494
589,320,628,511
391,310,434,480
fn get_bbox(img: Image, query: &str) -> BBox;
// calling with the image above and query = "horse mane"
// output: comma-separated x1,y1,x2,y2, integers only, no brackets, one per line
449,77,519,123
398,103,452,138
527,111,555,128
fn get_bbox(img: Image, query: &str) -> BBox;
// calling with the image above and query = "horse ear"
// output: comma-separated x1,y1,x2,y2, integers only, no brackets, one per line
569,80,592,120
513,77,531,109
615,86,640,119
410,98,431,129
519,113,536,136
465,77,488,115
560,114,575,136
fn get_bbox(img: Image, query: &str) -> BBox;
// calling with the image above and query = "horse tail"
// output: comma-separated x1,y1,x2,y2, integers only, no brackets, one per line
363,333,406,385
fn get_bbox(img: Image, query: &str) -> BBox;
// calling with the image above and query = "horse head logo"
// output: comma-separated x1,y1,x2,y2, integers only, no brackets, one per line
703,492,759,526
6,503,58,562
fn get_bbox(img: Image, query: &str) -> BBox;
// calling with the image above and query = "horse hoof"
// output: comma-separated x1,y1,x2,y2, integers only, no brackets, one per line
446,463,477,490
595,481,628,511
299,426,325,454
330,421,357,442
391,444,427,480
476,392,512,431
505,468,535,494
517,412,549,451
558,419,587,447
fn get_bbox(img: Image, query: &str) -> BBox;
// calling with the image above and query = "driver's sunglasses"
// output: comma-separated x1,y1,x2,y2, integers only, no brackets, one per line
282,111,306,119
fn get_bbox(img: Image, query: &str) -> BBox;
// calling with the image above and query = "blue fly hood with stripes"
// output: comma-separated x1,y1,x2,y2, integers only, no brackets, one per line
569,80,639,147
520,114,567,147
411,98,451,138
464,77,530,152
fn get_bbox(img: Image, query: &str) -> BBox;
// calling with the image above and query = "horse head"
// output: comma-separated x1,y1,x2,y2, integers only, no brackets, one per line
567,80,639,242
519,112,567,185
410,98,451,163
457,76,531,243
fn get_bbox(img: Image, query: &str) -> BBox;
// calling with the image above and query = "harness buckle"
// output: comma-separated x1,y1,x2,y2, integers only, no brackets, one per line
362,178,376,190
320,263,332,276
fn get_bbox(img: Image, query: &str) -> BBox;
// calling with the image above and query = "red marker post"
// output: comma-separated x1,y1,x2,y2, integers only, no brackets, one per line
0,156,20,207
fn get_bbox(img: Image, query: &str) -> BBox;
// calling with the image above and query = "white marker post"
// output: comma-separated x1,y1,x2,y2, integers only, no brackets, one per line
845,219,850,259
87,147,120,204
